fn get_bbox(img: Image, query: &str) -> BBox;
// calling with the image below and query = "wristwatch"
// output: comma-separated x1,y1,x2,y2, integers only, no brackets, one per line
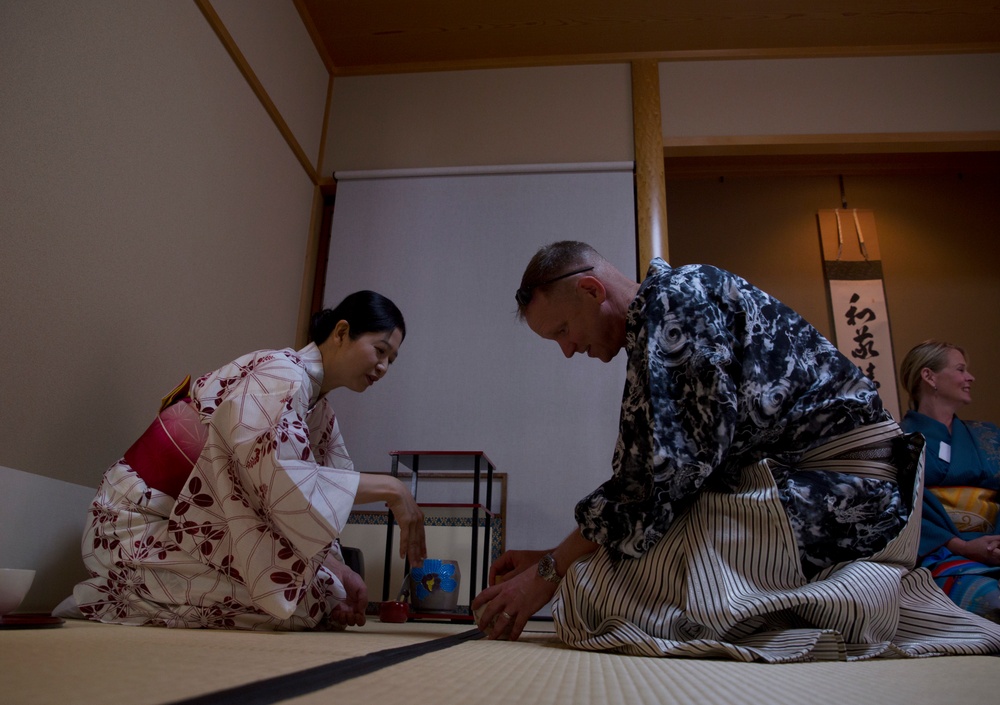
537,553,562,584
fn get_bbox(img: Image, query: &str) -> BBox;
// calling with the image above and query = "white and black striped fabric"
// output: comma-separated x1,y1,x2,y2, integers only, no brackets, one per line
553,421,1000,662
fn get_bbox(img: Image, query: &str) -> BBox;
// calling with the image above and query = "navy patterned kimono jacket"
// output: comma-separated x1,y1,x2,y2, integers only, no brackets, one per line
576,260,907,576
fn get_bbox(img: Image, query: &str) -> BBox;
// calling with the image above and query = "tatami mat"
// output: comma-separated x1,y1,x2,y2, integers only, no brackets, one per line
287,632,999,705
4,618,997,705
3,619,466,705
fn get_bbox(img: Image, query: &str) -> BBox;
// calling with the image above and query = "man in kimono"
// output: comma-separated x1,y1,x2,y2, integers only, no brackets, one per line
472,241,1000,662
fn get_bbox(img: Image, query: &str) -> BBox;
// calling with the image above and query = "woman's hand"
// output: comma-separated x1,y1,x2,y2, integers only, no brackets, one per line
324,553,368,627
385,484,426,567
355,474,427,566
948,535,1000,566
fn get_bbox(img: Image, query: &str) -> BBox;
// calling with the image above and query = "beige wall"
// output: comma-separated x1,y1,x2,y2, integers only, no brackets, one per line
212,0,331,167
324,64,635,173
323,55,999,175
0,1,327,488
659,55,1000,137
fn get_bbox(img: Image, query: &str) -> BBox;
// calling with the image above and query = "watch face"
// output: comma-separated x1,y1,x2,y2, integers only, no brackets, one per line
539,553,559,582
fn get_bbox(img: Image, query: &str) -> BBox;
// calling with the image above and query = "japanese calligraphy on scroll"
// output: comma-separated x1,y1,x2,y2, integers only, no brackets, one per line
818,209,901,420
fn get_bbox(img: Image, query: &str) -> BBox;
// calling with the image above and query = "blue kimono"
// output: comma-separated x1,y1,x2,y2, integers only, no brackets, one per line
903,410,1000,620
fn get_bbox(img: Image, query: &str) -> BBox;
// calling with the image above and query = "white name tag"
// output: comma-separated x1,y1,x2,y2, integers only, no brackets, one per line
938,442,951,463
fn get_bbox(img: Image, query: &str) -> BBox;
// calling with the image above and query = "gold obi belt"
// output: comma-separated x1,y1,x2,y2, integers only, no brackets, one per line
929,485,999,534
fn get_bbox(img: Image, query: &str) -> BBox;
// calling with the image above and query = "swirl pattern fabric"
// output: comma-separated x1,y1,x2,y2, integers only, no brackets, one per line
576,260,894,572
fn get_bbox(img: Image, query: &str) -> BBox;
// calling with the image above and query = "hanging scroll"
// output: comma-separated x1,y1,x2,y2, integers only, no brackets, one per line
818,209,901,420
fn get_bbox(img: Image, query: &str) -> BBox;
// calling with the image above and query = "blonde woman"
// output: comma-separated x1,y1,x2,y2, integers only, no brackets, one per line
901,340,1000,622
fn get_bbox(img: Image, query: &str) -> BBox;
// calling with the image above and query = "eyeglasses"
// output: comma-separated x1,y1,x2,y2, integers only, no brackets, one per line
515,266,594,307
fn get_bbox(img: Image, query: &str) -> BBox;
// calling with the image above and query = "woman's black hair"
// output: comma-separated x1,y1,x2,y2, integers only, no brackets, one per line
309,290,406,345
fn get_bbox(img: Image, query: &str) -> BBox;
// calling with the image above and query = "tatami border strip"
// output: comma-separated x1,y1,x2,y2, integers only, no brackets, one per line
168,628,485,705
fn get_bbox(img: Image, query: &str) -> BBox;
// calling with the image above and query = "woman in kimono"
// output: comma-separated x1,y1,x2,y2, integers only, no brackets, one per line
900,340,1000,622
63,290,426,630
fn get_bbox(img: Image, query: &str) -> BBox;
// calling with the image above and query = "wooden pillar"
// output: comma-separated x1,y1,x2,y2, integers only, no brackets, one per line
295,185,326,347
631,60,668,278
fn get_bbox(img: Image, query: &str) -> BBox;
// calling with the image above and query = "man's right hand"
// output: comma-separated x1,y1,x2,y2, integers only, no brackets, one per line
488,549,547,585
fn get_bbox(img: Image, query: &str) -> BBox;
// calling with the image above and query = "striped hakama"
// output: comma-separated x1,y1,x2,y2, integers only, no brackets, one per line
553,421,1000,662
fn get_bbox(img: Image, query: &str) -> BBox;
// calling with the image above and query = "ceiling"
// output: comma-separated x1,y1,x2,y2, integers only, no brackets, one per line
297,1,1000,76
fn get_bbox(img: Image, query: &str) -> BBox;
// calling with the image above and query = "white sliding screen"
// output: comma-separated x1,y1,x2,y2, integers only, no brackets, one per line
323,163,635,573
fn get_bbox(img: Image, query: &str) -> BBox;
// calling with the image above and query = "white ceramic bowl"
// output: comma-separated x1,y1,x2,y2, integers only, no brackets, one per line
0,568,36,616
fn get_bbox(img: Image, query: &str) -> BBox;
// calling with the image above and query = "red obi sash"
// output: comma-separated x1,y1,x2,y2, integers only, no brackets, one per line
122,376,209,499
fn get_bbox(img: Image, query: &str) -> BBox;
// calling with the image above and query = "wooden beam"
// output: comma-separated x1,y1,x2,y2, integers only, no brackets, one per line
631,60,668,277
194,0,319,184
664,151,1000,179
663,131,1000,158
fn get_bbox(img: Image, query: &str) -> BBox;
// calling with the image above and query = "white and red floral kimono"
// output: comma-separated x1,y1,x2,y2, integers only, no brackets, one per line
70,343,361,630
